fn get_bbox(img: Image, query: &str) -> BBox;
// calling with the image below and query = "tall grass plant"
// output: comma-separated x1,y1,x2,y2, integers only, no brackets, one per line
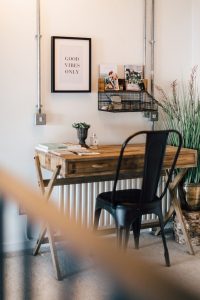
156,66,200,184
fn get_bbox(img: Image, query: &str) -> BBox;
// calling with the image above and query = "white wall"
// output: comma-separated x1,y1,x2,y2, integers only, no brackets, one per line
0,0,149,179
154,0,193,86
192,0,200,67
0,0,197,251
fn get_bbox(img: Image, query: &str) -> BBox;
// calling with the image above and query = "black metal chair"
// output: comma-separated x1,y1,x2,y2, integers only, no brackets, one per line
93,130,182,267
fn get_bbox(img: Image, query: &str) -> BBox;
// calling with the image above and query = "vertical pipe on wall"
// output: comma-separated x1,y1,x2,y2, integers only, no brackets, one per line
143,0,147,79
150,0,155,96
151,0,156,131
36,0,42,113
145,0,156,130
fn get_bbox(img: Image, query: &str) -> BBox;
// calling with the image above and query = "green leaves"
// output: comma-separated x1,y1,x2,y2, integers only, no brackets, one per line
72,122,90,129
156,66,200,184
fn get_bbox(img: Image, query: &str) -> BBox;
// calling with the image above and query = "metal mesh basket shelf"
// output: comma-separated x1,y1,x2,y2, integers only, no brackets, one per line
98,91,157,113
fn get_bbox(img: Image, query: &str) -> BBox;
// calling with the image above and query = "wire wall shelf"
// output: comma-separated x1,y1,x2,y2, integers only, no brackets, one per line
98,90,157,113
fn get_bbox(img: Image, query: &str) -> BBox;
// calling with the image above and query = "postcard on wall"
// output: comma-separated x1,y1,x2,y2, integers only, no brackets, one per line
99,64,119,91
124,65,144,91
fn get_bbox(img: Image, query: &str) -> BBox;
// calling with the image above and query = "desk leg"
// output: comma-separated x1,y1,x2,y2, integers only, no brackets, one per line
170,189,194,255
168,169,194,255
154,205,174,236
154,170,187,235
33,156,62,279
47,227,62,280
154,169,194,255
33,225,46,256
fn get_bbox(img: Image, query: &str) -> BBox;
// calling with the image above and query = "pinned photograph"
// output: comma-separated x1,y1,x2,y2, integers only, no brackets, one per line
124,65,144,91
99,64,119,91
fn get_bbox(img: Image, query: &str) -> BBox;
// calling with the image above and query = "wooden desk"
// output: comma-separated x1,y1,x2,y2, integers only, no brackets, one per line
34,144,197,280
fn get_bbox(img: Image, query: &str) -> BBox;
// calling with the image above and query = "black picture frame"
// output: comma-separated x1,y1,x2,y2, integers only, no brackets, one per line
51,36,91,93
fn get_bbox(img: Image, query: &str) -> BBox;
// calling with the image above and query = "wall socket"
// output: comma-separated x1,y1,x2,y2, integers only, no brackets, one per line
150,111,159,122
144,111,150,118
35,113,46,125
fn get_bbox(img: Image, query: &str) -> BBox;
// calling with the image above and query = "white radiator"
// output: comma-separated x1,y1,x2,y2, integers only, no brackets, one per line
57,177,170,229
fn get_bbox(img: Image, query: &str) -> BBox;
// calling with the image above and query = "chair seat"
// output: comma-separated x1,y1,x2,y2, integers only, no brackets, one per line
97,189,160,213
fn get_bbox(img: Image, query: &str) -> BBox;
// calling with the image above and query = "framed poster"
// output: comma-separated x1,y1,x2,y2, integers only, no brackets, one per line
51,36,91,92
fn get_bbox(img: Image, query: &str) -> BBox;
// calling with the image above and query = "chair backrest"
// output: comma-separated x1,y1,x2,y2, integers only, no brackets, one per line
111,130,182,205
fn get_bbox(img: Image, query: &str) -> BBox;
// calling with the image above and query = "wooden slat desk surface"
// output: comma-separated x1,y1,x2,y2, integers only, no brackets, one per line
34,144,197,280
36,144,197,185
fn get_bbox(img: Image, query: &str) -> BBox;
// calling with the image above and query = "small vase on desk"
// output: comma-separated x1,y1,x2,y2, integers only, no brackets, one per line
77,128,89,148
72,122,90,148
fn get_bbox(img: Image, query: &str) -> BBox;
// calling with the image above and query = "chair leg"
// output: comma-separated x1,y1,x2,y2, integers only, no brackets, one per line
157,210,170,267
123,227,130,250
117,227,123,248
117,227,130,250
93,208,102,231
132,216,141,249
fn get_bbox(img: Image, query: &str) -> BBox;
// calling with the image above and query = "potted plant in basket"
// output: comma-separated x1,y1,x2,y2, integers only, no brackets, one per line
156,66,200,211
72,122,90,148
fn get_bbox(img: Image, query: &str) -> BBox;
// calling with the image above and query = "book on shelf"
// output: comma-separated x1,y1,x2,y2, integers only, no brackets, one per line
99,64,119,91
124,65,144,91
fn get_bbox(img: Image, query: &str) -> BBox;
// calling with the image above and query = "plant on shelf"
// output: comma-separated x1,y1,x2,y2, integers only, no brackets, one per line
155,66,200,211
72,122,90,148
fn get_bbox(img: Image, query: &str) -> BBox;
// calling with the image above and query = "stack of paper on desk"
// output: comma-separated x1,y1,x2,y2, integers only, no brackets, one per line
35,143,68,152
70,149,100,156
35,143,82,152
50,148,100,156
35,143,99,156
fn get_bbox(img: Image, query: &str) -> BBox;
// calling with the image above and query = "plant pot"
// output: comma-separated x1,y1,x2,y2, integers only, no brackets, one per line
183,184,200,211
76,128,89,148
179,183,200,211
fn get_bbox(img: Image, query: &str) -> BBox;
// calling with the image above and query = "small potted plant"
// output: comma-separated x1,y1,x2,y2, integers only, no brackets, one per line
72,122,90,148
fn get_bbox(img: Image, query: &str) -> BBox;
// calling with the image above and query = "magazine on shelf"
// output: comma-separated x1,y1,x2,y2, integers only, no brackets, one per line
99,64,119,90
124,65,144,91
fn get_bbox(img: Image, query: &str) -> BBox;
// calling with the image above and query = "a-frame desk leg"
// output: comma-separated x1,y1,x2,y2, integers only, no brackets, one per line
163,169,194,255
33,156,62,280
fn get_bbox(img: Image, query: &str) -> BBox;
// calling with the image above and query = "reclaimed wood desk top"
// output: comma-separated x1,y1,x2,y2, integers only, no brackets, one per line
35,144,197,185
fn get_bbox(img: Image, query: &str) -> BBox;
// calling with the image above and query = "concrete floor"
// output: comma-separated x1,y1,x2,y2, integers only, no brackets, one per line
3,232,200,300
